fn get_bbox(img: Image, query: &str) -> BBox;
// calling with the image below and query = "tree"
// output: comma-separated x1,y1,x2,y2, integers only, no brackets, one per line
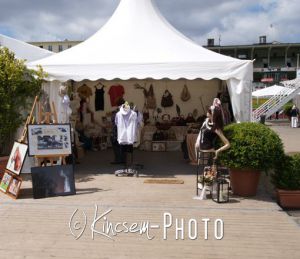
0,47,45,155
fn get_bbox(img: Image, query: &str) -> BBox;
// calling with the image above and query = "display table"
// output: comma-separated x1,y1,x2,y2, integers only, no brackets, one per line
140,125,187,151
151,140,183,151
186,133,198,164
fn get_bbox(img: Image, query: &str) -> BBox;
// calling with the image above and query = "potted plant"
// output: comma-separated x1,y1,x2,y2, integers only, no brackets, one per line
218,122,285,196
0,47,44,177
272,154,300,209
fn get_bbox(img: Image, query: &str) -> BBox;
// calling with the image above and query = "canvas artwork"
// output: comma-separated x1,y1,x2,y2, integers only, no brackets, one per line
7,176,22,199
6,142,28,175
31,165,76,199
0,171,12,193
27,124,72,156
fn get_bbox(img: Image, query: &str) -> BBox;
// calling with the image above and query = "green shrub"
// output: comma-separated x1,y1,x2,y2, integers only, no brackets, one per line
283,102,293,117
218,122,284,172
272,154,300,190
0,47,45,155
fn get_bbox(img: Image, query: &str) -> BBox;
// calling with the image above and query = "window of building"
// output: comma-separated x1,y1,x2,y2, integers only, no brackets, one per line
58,45,63,52
48,45,53,51
259,36,266,44
68,45,72,49
263,58,268,68
238,54,247,59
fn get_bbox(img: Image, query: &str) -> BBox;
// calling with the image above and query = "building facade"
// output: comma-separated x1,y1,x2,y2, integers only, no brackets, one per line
28,40,82,53
206,36,300,87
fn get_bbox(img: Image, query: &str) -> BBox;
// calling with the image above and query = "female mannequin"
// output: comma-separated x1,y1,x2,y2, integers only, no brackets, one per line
195,99,230,160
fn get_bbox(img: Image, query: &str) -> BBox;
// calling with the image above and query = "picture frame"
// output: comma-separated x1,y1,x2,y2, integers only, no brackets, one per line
6,141,28,175
27,124,72,156
31,165,76,199
0,170,13,193
152,142,166,152
7,174,22,199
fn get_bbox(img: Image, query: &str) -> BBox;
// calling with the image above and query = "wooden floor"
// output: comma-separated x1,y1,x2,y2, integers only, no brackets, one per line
0,124,300,259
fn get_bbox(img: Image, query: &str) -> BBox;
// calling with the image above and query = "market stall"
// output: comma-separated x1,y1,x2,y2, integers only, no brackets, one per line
28,0,253,159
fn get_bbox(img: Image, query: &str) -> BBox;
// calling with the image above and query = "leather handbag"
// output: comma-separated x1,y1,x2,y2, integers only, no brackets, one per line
161,90,174,107
181,84,191,102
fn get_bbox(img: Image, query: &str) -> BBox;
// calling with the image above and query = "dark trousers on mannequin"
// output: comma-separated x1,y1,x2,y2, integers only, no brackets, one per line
121,144,133,168
111,137,125,163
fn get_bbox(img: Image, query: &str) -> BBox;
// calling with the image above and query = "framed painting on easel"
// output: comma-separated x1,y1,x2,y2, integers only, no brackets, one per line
27,124,72,156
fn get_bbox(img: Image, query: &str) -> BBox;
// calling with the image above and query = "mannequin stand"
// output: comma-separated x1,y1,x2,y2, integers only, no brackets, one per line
115,144,139,177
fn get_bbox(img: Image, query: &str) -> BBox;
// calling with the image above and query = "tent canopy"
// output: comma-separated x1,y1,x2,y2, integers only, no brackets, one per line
29,0,253,122
0,34,53,62
29,0,252,82
252,85,285,97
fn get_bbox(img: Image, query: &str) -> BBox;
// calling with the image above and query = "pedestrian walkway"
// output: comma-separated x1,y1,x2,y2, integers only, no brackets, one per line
0,125,299,259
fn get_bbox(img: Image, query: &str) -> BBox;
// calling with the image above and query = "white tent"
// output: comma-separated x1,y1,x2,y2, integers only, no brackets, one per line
0,34,53,62
29,0,253,122
252,85,285,97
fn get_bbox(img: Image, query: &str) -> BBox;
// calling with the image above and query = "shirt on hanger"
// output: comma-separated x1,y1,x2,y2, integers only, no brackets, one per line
108,84,125,107
77,84,93,99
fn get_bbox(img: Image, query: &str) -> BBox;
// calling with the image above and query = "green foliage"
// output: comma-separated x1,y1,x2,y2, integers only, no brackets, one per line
0,47,45,155
283,102,293,117
252,97,269,110
218,122,285,171
272,154,300,190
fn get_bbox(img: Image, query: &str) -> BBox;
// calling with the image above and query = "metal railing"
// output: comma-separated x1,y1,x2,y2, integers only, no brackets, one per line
252,78,300,122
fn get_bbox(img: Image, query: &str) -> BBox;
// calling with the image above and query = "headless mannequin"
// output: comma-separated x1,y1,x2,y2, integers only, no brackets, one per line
115,102,138,170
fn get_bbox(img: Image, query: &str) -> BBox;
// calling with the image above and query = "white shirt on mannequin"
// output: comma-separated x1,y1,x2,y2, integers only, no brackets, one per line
115,105,138,145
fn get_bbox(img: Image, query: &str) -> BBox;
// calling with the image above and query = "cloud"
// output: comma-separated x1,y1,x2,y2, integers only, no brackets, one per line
0,0,299,45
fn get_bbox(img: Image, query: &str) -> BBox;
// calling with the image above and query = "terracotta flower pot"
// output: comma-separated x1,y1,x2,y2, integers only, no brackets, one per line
0,156,9,180
230,169,261,197
277,189,300,209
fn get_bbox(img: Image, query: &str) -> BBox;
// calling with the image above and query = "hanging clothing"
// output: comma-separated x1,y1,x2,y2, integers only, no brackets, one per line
77,84,93,99
109,84,125,107
115,106,138,145
196,119,217,150
95,86,105,111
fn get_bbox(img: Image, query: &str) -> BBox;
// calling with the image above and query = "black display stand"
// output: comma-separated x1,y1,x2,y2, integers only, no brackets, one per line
196,150,215,196
115,144,139,177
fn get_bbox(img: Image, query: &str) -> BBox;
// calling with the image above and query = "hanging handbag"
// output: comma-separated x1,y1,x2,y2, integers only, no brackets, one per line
180,84,191,102
161,90,174,107
146,84,157,109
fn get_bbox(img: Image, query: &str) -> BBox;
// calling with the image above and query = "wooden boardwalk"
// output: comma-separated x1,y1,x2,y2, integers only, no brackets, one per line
0,124,299,259
0,172,299,259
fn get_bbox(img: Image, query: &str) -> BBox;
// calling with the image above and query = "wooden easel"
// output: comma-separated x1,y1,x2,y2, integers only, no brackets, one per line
35,100,67,166
19,96,38,144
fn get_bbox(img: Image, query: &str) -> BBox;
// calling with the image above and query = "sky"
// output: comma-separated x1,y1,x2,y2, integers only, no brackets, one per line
0,0,299,46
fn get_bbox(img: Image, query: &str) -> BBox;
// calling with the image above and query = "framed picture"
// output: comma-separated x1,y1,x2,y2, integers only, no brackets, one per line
152,142,166,152
0,171,13,193
27,124,72,156
7,175,22,199
6,141,28,175
31,165,76,199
